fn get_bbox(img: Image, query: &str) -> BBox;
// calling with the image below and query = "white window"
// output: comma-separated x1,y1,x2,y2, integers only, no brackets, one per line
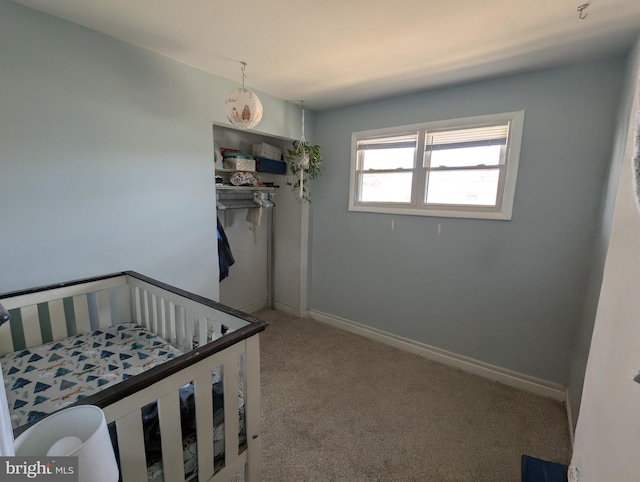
349,111,524,220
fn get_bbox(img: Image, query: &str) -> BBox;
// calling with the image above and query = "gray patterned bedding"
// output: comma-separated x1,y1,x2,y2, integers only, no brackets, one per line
0,323,181,429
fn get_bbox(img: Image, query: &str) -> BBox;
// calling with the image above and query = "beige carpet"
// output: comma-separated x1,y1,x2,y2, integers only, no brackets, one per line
255,309,571,482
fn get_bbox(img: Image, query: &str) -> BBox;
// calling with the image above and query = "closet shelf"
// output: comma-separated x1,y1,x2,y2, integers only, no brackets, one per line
216,188,276,210
216,185,278,191
216,168,286,176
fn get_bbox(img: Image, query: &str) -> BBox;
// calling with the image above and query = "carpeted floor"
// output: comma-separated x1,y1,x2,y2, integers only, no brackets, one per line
255,309,571,482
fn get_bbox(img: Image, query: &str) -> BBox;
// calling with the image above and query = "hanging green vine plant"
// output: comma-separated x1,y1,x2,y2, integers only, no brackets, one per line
284,139,323,203
284,102,323,203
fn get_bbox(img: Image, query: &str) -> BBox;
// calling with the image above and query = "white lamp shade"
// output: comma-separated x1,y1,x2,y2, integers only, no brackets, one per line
225,87,263,129
14,405,119,482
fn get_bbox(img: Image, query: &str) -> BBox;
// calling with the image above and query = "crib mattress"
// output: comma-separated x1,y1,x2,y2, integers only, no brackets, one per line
0,323,182,429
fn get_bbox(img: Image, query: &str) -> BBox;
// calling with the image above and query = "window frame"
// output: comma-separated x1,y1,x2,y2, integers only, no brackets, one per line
349,111,525,220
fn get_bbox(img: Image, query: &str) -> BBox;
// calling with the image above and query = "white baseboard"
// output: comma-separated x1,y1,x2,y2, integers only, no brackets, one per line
235,298,269,314
310,309,567,402
238,298,309,318
272,300,309,318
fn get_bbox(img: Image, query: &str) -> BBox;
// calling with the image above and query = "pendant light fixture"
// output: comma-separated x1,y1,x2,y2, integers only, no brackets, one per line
224,61,263,130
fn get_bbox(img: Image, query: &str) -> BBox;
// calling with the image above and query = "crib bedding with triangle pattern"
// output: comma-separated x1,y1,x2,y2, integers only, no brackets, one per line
0,323,182,429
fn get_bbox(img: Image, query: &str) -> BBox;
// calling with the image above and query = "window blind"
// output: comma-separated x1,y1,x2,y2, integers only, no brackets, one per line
426,124,509,151
357,133,417,150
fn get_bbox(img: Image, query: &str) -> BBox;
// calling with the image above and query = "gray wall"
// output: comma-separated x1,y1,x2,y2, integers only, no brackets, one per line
567,47,637,427
311,58,625,384
0,0,303,304
0,0,219,298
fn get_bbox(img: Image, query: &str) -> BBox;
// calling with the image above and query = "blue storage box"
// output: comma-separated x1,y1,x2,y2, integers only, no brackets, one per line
255,156,287,174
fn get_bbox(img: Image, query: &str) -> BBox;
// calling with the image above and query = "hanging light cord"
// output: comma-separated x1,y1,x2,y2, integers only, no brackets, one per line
240,61,247,89
300,102,306,144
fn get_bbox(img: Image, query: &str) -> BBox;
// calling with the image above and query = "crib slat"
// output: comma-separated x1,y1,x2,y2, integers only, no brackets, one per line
62,298,76,337
147,291,153,329
48,299,67,341
244,335,262,482
107,287,121,326
140,288,148,328
142,290,151,331
0,321,14,354
194,371,215,479
175,306,186,352
168,301,177,346
185,310,194,351
117,284,130,324
132,286,142,325
116,410,148,482
158,391,185,482
150,293,158,333
156,295,166,340
36,304,53,344
212,320,223,341
21,305,42,348
96,289,112,329
73,294,91,334
198,317,207,347
224,354,240,465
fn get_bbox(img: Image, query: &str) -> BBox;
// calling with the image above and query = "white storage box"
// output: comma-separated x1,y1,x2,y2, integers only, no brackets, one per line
252,143,281,160
223,157,256,171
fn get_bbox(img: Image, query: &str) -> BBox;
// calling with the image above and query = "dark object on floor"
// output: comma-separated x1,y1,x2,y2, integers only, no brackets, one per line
521,454,568,482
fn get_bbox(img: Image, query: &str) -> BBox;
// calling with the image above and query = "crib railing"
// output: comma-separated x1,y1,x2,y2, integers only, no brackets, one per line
0,271,257,355
0,271,266,482
127,274,250,353
102,333,262,482
0,274,127,354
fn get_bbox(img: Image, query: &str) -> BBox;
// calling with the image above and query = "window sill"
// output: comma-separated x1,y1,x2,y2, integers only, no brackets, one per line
348,204,512,220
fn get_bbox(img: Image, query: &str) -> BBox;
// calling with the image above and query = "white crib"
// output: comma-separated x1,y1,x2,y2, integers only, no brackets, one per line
0,271,266,482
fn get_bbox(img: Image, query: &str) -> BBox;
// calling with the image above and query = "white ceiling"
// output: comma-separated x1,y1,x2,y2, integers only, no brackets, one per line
12,0,640,111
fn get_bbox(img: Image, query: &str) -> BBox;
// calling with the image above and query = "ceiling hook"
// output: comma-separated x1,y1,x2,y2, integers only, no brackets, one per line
577,3,589,20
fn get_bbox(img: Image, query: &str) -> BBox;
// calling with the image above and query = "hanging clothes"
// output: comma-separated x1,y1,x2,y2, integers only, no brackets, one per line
217,217,235,281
